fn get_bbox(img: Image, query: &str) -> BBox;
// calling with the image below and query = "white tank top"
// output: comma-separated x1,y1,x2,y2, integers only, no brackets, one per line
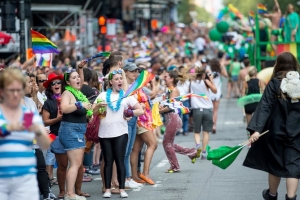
190,80,213,109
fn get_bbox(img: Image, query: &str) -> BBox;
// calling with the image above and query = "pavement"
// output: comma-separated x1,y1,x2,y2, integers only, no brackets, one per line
52,78,300,200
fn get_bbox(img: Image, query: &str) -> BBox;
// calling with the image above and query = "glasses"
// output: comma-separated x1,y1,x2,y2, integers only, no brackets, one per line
51,80,61,86
109,69,122,80
38,79,47,83
5,88,24,94
64,69,77,81
129,69,139,73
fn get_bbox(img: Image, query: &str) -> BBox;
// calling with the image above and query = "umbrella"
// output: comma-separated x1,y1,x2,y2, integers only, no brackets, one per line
0,32,12,45
237,94,262,108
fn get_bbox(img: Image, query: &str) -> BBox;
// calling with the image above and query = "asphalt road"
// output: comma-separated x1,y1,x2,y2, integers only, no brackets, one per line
52,79,299,200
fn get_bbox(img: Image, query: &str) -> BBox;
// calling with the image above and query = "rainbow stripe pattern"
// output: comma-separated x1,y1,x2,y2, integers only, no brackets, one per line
257,4,268,14
162,101,190,115
124,70,155,98
31,30,59,54
277,43,300,60
163,93,209,103
38,54,51,67
134,50,151,59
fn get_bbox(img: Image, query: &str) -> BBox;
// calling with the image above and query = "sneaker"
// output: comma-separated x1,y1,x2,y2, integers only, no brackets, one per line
103,192,111,198
262,189,277,200
125,180,142,189
201,151,207,160
64,195,86,200
129,179,143,187
88,167,100,175
120,191,128,198
196,147,202,158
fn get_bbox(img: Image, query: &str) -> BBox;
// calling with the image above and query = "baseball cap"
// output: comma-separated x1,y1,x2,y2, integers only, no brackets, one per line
123,62,138,71
201,58,207,63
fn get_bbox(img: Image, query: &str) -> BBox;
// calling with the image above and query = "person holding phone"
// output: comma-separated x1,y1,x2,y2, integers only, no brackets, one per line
190,67,217,160
0,68,50,200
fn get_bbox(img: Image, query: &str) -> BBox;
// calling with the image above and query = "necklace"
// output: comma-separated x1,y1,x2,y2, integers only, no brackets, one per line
51,94,61,100
65,86,93,117
106,88,124,112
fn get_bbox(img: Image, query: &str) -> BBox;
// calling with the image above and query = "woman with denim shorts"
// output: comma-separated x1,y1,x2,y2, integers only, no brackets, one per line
42,73,90,199
58,60,92,200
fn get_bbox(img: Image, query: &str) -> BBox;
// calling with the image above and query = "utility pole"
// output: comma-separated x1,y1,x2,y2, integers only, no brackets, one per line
19,0,26,64
148,0,152,37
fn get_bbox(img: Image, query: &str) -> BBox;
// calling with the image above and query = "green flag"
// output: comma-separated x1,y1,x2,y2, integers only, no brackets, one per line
207,145,244,170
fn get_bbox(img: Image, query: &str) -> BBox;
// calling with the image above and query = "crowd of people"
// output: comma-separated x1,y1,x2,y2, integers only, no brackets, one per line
1,2,300,199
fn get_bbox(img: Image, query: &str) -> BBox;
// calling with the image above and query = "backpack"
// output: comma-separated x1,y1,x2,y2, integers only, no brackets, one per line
85,114,100,143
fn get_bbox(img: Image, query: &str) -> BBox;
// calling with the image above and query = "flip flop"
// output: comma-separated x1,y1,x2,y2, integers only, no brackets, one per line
57,194,64,199
165,169,180,173
139,173,155,185
77,192,90,197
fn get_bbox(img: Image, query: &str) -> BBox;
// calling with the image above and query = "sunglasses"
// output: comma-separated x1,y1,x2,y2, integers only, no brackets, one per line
64,69,77,81
129,69,139,73
51,80,61,86
109,69,123,80
38,79,47,83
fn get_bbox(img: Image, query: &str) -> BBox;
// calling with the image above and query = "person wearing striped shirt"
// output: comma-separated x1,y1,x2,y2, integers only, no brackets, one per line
0,69,50,200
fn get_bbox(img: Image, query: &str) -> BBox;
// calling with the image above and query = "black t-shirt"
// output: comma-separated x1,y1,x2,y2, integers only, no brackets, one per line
43,99,61,136
81,84,99,103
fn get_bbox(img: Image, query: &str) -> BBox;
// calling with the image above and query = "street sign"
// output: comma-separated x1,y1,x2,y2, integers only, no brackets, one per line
106,18,116,38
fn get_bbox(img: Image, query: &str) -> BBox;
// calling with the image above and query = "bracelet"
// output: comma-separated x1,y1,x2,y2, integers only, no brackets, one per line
75,101,82,110
0,124,11,137
78,66,83,69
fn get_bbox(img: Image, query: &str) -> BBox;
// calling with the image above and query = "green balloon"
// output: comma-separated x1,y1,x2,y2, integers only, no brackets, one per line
216,21,229,33
209,29,222,41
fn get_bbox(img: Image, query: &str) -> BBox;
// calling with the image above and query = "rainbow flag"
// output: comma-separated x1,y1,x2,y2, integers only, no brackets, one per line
249,11,254,19
37,54,51,67
124,70,155,97
277,43,300,60
31,30,59,54
257,4,268,14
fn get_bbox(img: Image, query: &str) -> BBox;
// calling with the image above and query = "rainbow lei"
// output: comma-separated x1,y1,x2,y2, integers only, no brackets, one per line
65,86,93,117
106,88,124,112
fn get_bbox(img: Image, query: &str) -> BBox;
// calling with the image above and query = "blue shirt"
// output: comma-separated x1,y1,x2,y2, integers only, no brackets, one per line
0,105,43,178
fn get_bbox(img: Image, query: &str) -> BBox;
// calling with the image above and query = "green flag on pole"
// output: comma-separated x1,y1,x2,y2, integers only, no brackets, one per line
207,145,245,170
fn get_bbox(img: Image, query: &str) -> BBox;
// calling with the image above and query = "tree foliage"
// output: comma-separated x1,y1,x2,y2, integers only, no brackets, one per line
223,0,299,16
177,0,215,24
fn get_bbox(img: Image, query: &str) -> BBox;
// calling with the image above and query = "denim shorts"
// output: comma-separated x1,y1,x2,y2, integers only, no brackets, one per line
51,136,66,154
58,121,87,151
45,148,56,165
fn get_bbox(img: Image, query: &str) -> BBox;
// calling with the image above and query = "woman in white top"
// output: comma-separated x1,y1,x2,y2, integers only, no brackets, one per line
94,69,144,198
190,67,217,159
176,68,191,136
209,58,228,133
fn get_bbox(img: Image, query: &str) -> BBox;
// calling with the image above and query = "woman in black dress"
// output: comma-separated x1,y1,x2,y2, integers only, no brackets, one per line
243,52,300,200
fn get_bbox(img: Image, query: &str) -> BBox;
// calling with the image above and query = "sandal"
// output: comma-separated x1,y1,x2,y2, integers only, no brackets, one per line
57,194,64,199
165,169,180,173
139,173,155,185
50,178,58,186
76,192,90,197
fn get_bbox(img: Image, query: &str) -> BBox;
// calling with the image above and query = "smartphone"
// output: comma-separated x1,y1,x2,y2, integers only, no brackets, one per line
24,112,34,129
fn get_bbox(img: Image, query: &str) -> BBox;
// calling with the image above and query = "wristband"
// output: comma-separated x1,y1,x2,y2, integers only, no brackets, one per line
124,109,134,118
75,101,82,110
0,124,11,137
78,66,83,69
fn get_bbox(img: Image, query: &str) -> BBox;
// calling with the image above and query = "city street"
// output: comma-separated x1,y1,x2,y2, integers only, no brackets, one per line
52,80,300,200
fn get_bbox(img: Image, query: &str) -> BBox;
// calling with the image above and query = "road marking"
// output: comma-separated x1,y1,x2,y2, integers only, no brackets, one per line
156,159,169,168
224,121,244,125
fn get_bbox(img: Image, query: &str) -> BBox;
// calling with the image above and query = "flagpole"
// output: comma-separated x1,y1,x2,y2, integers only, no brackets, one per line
219,130,269,162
